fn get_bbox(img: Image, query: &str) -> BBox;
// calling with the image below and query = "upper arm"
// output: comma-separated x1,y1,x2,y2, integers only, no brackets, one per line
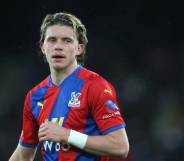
88,77,126,133
20,92,39,147
87,77,129,157
9,145,37,161
10,92,39,161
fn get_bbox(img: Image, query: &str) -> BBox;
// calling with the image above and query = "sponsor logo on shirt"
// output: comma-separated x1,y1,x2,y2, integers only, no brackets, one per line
101,100,120,120
104,89,112,95
37,102,44,109
105,100,118,112
43,117,71,152
51,117,64,127
102,111,121,120
37,100,47,109
43,141,71,152
68,92,81,107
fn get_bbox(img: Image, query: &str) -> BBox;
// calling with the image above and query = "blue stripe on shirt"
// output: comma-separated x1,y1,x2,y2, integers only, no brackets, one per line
102,124,126,135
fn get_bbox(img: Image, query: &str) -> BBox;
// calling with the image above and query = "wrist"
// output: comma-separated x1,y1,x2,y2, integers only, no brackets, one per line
59,127,71,143
67,130,88,149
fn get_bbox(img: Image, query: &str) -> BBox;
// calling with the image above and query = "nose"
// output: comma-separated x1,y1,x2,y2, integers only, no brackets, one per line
54,40,64,51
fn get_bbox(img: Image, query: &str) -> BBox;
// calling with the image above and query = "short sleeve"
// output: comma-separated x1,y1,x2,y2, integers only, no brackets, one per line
19,92,39,148
88,76,126,135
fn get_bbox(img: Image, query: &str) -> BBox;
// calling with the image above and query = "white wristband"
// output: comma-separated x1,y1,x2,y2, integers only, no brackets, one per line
67,130,88,149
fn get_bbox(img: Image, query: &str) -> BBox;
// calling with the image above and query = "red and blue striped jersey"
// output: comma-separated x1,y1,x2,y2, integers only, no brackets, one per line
19,66,126,161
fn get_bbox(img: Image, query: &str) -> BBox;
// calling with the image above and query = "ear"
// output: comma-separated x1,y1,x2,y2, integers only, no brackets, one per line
40,42,45,55
77,44,85,56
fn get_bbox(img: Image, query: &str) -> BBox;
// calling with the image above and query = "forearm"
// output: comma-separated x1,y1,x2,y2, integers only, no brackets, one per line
9,154,32,161
38,121,129,157
9,150,20,161
84,135,124,156
9,145,36,161
67,128,129,157
9,152,30,161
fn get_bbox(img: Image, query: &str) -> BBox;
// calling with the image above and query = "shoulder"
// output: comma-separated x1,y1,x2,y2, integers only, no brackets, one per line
26,76,50,98
78,67,114,92
78,67,108,83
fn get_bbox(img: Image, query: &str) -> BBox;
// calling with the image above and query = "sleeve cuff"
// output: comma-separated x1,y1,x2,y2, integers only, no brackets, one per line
19,140,38,148
101,124,126,135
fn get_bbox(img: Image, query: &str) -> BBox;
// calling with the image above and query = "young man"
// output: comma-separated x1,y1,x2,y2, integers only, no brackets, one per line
9,12,129,161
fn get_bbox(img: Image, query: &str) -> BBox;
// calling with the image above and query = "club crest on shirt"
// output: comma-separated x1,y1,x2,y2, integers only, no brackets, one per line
68,92,81,107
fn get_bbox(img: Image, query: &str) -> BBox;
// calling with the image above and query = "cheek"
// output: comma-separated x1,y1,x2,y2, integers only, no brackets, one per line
66,46,76,55
70,46,79,55
43,47,51,60
44,45,52,54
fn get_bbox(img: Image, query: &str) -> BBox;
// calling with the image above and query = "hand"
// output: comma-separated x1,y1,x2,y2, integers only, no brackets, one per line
38,120,70,143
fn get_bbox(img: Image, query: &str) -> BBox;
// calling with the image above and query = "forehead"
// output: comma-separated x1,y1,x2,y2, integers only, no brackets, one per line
45,25,76,39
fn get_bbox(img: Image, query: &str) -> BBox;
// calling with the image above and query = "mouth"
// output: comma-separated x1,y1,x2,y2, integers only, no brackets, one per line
52,55,66,59
51,55,66,63
52,55,66,60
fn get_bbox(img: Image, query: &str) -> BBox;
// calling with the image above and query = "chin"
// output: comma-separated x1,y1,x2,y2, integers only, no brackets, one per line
53,66,66,70
53,62,72,70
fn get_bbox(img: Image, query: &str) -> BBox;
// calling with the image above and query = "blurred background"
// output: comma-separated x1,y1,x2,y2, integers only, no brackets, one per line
0,0,183,160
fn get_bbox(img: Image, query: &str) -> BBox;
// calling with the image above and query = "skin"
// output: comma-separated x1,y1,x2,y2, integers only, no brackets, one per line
9,145,36,161
9,25,129,161
38,121,129,157
41,25,84,85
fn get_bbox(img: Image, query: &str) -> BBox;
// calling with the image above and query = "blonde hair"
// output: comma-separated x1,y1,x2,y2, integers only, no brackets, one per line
40,12,88,65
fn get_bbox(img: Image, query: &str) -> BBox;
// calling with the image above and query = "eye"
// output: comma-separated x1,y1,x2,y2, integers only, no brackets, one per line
47,37,57,43
63,37,73,43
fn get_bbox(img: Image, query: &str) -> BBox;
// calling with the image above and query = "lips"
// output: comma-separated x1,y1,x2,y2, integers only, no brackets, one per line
52,55,65,59
51,55,66,63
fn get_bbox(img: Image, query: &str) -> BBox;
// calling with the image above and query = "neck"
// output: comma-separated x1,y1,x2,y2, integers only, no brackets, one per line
50,63,79,86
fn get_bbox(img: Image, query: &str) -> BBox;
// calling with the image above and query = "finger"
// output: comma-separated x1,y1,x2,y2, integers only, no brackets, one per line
39,124,47,133
38,128,46,137
39,120,49,128
38,125,48,137
38,129,48,141
38,128,45,136
40,123,47,129
39,135,48,142
44,119,48,123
